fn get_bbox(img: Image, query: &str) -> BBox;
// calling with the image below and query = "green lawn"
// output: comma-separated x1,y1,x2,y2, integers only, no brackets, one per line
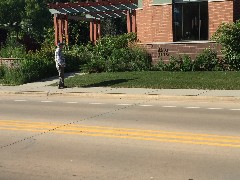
63,71,240,90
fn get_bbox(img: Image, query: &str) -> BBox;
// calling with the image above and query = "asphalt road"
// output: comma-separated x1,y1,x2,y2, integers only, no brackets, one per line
1,95,240,180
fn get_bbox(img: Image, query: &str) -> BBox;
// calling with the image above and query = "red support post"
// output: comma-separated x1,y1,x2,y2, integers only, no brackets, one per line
131,10,136,33
97,20,101,39
127,10,132,33
65,15,69,45
93,20,98,44
54,14,59,46
62,18,65,42
59,18,63,43
90,21,94,43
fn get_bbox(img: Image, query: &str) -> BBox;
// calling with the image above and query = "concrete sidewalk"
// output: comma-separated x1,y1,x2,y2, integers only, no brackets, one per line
0,72,240,101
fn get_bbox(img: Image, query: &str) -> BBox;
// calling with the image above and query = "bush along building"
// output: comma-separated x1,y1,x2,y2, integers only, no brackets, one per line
48,0,239,63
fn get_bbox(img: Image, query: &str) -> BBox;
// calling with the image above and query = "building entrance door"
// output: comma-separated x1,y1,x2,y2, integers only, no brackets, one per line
173,1,208,41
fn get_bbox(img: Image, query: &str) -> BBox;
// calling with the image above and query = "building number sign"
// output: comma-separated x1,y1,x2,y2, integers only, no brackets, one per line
158,48,169,57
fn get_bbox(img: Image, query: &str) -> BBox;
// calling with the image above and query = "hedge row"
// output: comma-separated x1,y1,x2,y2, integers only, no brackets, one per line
1,19,240,85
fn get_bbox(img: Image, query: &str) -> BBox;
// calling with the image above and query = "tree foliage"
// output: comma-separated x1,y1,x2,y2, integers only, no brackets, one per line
0,0,127,47
212,20,240,70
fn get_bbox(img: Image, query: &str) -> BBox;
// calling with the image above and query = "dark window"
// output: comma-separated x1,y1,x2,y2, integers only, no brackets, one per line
173,1,208,41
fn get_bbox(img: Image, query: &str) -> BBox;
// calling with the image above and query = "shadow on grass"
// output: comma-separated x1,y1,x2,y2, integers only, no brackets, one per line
82,78,136,87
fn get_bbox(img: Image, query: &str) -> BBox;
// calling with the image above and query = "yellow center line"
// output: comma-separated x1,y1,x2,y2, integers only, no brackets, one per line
1,120,240,148
2,120,240,140
54,131,240,148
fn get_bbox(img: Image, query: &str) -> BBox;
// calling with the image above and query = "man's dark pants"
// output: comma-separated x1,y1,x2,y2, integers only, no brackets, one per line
57,66,64,88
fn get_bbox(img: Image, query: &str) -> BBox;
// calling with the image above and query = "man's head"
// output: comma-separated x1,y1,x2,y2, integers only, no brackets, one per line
57,43,64,48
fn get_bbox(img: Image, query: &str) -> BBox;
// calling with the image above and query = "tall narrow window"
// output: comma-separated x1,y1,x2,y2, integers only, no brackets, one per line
173,1,208,41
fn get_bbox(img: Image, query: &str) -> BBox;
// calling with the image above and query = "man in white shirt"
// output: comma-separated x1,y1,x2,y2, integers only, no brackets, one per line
55,43,66,89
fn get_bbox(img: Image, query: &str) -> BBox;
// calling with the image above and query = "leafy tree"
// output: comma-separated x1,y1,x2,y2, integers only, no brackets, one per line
22,0,52,42
101,18,127,36
212,20,240,70
0,0,25,34
0,0,50,44
0,0,128,48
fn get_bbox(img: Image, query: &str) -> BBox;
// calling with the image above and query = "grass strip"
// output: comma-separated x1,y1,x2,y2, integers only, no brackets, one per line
63,71,240,90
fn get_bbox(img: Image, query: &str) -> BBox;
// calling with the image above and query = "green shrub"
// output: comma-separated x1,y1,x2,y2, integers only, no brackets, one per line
0,42,91,85
1,44,56,85
152,59,166,71
212,20,240,70
106,47,151,72
180,55,193,71
193,48,219,71
93,33,136,60
0,65,5,78
152,55,193,72
0,37,26,58
84,33,151,73
106,48,130,72
130,46,152,71
2,56,56,85
166,55,193,72
83,55,106,73
64,44,91,72
2,67,25,85
165,56,182,71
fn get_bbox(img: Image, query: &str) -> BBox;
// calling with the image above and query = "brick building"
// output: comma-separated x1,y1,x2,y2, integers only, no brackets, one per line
48,0,239,63
135,0,239,63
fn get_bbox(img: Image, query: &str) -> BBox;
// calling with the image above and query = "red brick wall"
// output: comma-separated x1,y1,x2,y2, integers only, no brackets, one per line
208,1,234,38
139,42,222,64
136,0,235,43
136,0,173,43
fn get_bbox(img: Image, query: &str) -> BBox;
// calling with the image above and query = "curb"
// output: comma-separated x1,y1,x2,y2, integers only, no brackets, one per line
1,90,240,102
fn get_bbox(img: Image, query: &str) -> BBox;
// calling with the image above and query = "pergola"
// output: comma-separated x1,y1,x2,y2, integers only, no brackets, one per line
48,0,138,45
